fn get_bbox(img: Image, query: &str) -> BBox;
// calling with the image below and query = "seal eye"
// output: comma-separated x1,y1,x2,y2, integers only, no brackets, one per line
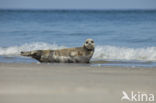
86,41,88,44
91,41,94,43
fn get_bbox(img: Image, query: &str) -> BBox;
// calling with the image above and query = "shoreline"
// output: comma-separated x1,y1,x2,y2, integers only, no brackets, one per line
0,63,156,103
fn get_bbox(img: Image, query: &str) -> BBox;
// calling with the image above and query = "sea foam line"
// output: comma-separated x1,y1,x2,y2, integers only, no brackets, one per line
0,42,156,62
93,45,156,61
0,42,65,56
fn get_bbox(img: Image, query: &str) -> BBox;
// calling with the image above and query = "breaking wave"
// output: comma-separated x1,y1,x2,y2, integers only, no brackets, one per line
93,45,156,62
0,42,66,56
0,42,156,62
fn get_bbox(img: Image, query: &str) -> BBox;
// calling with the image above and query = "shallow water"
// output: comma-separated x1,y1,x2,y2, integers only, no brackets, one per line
0,9,156,67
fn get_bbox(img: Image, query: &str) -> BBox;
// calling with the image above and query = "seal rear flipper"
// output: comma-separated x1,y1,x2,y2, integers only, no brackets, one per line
21,50,42,61
21,51,32,56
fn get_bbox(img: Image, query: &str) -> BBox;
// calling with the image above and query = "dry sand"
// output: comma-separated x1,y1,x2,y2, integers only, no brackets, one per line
0,63,156,103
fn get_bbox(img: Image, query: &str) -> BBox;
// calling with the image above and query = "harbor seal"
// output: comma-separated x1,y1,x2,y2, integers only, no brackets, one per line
21,39,95,63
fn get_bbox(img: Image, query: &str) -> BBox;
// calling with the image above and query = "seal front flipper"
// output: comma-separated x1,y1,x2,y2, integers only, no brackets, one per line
21,50,42,62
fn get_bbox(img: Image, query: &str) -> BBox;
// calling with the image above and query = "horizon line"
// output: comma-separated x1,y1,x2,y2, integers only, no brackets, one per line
0,8,156,11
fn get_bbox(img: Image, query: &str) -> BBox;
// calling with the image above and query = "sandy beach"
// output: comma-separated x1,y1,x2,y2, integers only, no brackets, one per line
0,63,155,103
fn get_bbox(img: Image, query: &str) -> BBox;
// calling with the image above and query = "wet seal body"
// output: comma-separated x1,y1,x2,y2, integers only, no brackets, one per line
21,39,95,63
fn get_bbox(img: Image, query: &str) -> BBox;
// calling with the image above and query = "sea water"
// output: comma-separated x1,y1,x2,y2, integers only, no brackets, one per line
0,9,156,67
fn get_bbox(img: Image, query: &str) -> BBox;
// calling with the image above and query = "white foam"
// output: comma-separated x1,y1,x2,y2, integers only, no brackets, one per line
93,45,156,62
1,43,156,62
0,42,65,56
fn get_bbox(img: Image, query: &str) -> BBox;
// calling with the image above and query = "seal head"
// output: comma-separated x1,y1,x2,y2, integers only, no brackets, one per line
83,38,95,51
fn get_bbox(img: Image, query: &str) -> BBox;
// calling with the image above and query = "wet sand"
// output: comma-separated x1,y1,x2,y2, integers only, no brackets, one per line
0,63,156,103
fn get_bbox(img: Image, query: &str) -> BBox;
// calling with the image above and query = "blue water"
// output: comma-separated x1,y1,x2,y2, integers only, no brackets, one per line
0,9,156,67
